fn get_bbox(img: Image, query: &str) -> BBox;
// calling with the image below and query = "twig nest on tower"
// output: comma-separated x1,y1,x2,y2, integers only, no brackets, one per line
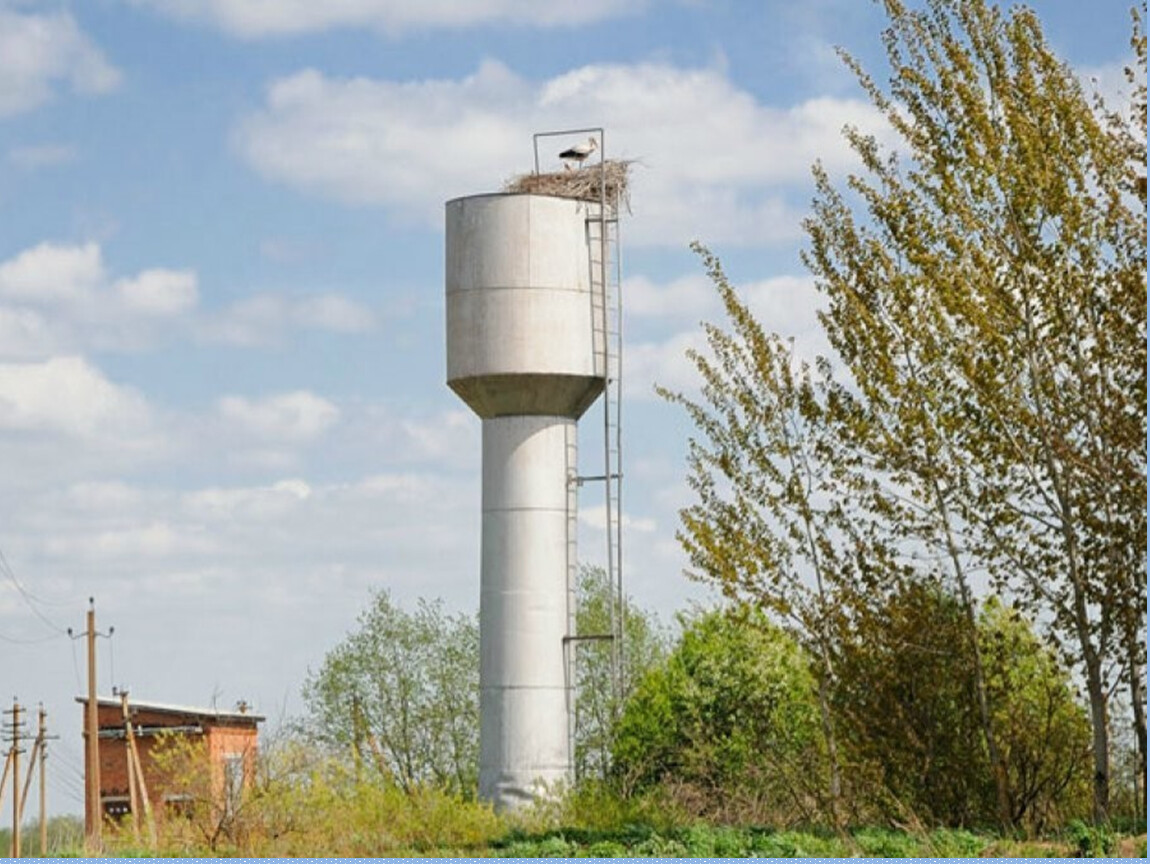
503,159,633,212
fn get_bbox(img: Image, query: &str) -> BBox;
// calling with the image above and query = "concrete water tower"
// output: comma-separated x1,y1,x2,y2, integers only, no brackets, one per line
445,129,623,809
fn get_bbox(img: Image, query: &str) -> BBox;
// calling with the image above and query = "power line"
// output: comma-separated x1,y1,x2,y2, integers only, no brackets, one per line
70,639,84,693
0,545,71,636
51,737,87,782
0,546,72,607
47,761,85,802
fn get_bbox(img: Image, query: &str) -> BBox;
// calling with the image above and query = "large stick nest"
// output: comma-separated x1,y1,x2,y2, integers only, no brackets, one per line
503,159,633,211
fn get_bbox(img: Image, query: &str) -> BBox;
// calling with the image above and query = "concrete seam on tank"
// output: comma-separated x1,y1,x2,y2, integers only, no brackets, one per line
481,506,567,513
479,685,568,691
446,285,588,294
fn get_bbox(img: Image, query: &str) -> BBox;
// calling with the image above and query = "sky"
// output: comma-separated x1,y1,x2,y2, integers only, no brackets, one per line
0,0,1137,816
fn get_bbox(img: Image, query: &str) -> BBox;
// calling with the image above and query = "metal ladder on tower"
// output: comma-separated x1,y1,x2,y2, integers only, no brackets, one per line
586,194,624,707
534,126,625,779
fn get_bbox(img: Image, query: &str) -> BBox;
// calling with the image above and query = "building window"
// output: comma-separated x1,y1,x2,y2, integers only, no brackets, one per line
223,753,244,817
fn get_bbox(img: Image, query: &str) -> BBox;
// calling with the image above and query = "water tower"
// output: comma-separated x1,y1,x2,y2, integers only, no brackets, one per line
445,129,624,809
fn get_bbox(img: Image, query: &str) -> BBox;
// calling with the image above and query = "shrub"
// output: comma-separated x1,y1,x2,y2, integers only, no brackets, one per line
611,606,825,824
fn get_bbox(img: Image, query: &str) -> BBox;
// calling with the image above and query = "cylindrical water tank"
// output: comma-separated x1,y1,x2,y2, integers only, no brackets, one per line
446,193,605,419
445,192,602,809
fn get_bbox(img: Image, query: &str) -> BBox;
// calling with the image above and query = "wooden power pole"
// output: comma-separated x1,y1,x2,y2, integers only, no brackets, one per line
7,700,23,858
85,601,100,851
38,707,47,857
68,598,111,853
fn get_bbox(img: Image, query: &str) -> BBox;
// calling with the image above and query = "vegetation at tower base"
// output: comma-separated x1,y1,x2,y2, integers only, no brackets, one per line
300,576,667,800
610,607,826,825
63,603,1138,857
573,564,670,783
605,592,1092,831
831,584,1092,831
302,589,481,797
661,0,1146,828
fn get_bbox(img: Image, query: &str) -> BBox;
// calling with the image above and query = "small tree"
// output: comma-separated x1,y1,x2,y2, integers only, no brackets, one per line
573,564,668,782
302,590,480,796
612,606,825,824
979,598,1092,832
832,580,991,827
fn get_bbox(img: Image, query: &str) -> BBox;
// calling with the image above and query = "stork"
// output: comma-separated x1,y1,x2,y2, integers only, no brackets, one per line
558,136,597,169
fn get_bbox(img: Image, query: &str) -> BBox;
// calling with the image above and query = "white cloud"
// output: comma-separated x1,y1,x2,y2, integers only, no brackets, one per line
8,469,479,607
0,9,120,117
295,294,376,332
626,330,708,401
202,291,377,346
0,241,375,358
49,520,212,560
183,479,313,522
0,242,196,357
333,405,478,472
624,272,714,322
0,306,56,356
0,355,152,439
0,241,103,304
622,268,832,400
218,390,340,443
236,61,889,247
115,269,199,317
130,0,646,37
579,504,657,533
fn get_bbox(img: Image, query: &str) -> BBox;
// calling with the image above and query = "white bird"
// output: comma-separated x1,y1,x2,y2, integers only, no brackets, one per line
558,136,597,168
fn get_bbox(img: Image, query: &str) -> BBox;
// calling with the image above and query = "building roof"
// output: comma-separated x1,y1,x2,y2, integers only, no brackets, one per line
75,695,265,723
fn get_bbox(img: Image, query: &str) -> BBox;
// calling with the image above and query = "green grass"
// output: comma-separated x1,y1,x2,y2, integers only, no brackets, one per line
481,824,1148,858
44,825,1150,858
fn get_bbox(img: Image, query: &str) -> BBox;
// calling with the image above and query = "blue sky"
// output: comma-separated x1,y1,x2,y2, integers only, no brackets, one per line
0,0,1137,815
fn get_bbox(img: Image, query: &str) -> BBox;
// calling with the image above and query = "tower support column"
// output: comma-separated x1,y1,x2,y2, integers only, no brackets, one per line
479,415,575,807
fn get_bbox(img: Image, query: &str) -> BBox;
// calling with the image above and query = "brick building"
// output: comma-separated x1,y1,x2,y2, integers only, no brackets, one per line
78,695,263,825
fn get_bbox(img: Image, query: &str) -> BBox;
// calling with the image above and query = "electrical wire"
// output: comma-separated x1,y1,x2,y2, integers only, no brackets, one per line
47,760,86,803
70,639,84,693
0,544,71,636
0,545,73,607
52,736,87,779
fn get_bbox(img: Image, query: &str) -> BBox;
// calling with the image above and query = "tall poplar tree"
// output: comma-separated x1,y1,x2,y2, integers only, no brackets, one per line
803,0,1145,823
658,244,907,827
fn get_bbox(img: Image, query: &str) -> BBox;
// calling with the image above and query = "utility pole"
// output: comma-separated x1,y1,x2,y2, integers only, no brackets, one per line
118,690,154,848
18,706,56,858
68,598,112,853
0,748,10,823
119,690,140,843
37,707,47,857
7,700,24,858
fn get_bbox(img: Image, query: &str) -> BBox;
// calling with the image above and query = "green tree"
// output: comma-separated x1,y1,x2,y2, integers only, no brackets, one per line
656,249,907,826
802,0,1145,822
302,590,480,797
833,580,991,826
979,598,1092,832
304,581,667,798
612,607,825,824
573,564,668,782
833,582,1091,830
